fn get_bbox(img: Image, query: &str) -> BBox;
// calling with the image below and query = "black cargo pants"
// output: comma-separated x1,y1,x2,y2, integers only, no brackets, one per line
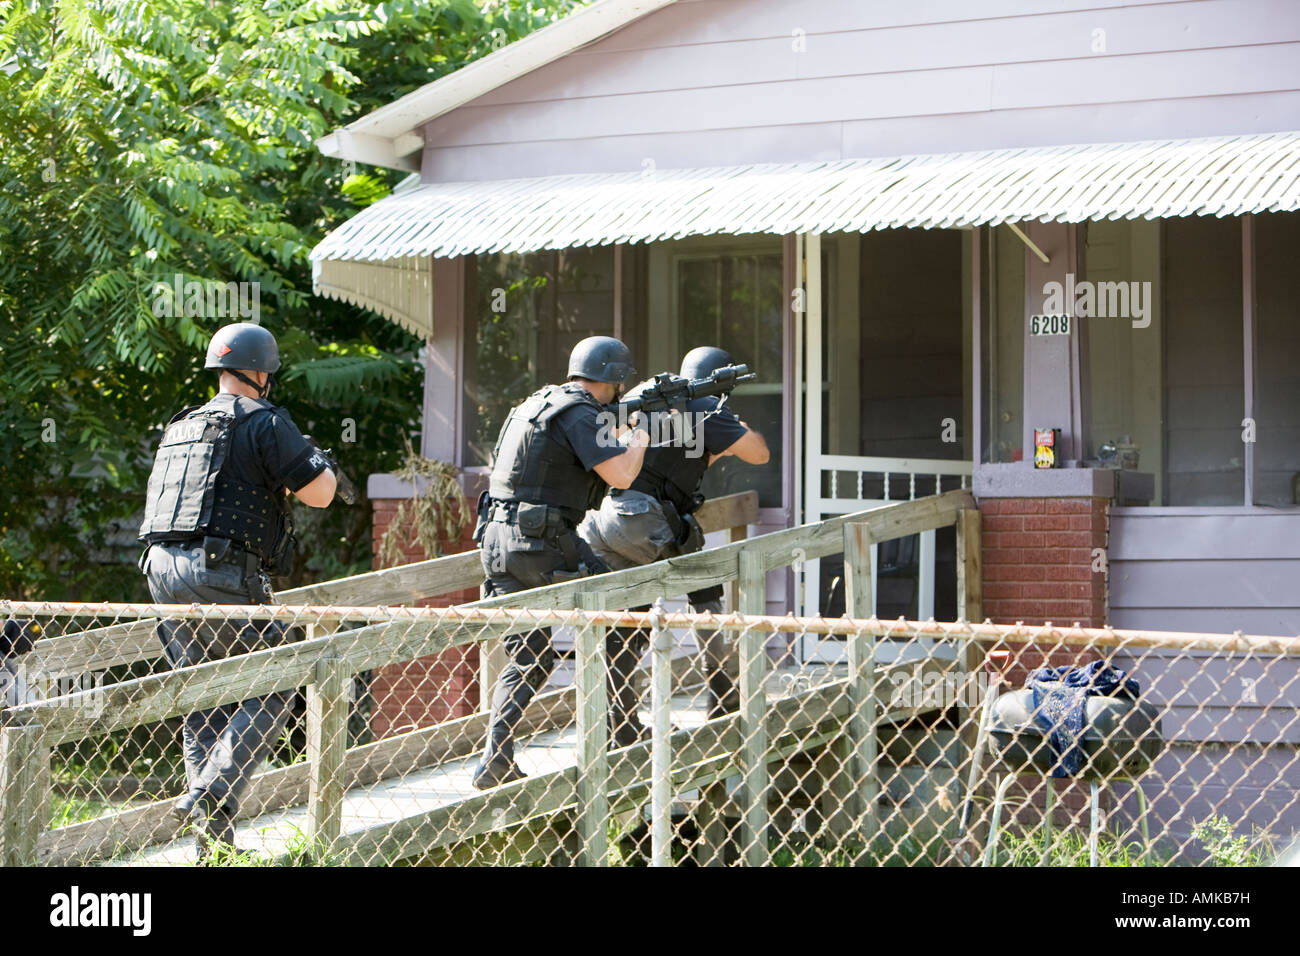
479,519,611,765
143,542,293,818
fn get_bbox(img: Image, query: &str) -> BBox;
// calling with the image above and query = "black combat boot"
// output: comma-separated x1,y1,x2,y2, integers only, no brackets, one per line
193,805,241,863
608,713,652,749
472,753,527,789
706,672,740,721
607,626,650,749
472,718,527,789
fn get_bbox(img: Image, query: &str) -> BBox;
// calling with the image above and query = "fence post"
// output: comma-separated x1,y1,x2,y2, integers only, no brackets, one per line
649,599,673,868
722,519,749,614
307,655,350,849
480,640,506,715
695,528,748,867
738,549,769,867
954,507,987,854
842,521,878,851
0,722,47,866
575,591,609,866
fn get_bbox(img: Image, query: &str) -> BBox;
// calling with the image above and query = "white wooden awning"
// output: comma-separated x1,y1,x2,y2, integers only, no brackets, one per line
312,131,1300,335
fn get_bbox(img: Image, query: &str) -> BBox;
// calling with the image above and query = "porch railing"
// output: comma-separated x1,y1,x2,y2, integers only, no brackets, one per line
802,454,973,661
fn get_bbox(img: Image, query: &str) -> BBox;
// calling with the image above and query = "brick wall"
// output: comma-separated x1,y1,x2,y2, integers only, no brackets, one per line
979,495,1108,687
367,496,480,740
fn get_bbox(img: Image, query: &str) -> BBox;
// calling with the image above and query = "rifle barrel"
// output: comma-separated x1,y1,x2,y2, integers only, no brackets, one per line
613,365,755,416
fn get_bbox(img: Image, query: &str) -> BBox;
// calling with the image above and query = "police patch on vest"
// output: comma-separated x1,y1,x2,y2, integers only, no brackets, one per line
159,417,212,447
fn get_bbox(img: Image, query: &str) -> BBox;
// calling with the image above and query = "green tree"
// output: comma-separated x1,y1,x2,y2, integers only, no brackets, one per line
0,0,584,600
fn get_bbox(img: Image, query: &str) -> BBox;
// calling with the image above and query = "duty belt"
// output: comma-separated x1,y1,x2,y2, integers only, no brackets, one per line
488,500,572,531
487,499,582,571
147,536,264,577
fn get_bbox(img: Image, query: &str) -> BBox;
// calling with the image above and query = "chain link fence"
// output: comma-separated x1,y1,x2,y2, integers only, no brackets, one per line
1,600,1297,867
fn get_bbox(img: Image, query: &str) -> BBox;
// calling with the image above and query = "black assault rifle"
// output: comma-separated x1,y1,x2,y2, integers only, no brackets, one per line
613,363,756,417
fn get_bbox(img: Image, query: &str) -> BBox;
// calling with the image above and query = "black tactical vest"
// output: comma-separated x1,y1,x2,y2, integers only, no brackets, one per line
138,394,286,560
488,383,609,525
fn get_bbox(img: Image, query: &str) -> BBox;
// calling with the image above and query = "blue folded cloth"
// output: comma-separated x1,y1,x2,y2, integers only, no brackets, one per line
1026,661,1140,778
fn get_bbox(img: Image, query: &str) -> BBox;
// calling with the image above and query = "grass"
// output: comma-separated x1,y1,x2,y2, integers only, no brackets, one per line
176,810,1280,868
50,793,115,828
1191,814,1276,867
196,825,347,867
987,827,1166,867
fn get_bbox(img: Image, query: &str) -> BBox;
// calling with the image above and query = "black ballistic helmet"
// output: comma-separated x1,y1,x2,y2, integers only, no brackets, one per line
680,346,732,380
568,335,635,385
205,322,281,373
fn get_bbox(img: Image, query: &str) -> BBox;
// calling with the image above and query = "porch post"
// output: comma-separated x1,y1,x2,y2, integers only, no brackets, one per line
802,232,823,617
1242,215,1257,507
971,227,982,470
1020,223,1088,464
422,255,466,465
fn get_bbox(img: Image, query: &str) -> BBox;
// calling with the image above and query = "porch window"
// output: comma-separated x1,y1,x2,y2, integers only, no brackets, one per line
462,247,647,467
981,225,1025,464
1082,212,1300,506
1254,212,1300,507
676,248,785,509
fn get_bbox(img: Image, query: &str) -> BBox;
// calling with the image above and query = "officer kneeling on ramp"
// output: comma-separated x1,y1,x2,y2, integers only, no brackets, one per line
580,346,769,739
137,323,340,860
472,335,651,790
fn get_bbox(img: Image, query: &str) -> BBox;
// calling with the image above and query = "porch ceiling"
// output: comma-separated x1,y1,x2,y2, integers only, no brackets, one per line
311,131,1300,332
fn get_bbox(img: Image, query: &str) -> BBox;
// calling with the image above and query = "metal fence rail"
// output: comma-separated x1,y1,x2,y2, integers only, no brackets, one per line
2,489,1295,866
2,607,1297,866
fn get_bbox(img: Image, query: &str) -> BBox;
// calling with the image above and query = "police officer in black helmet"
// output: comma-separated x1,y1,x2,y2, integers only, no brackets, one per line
472,335,650,789
580,346,769,730
138,322,338,860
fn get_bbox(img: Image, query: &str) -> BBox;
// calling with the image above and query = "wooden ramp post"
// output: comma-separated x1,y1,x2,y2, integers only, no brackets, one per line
954,506,987,856
842,521,879,853
738,550,769,866
575,591,609,866
306,655,350,850
696,503,751,867
0,722,47,866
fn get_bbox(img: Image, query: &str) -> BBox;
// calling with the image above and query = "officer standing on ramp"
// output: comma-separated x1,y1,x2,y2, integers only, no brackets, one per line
138,323,341,860
472,335,650,790
580,346,769,736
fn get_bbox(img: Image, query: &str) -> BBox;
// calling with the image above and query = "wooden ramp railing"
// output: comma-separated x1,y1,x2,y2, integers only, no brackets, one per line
0,489,980,866
21,491,760,681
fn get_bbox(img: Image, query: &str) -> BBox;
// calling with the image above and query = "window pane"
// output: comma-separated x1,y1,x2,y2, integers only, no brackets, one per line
676,247,785,508
1083,218,1163,498
464,248,617,466
1163,217,1243,505
1254,212,1300,506
984,225,1024,463
859,228,964,460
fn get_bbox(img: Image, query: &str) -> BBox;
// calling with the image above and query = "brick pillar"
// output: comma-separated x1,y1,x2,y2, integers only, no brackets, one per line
977,491,1112,833
367,493,480,740
979,495,1108,688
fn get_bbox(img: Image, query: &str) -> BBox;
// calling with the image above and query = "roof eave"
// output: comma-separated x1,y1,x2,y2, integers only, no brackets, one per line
315,0,678,171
